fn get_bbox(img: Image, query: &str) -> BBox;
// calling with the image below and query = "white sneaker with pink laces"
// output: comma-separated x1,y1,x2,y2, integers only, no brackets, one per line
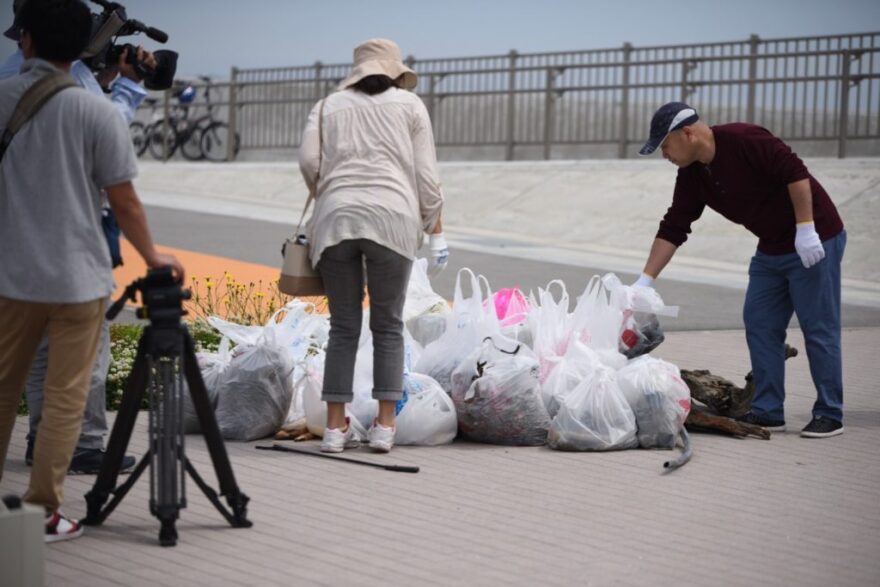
320,418,360,453
368,420,395,453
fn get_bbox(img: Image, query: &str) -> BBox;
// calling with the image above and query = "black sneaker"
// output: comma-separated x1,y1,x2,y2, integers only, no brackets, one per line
68,448,136,475
735,411,786,432
25,437,34,466
801,416,844,438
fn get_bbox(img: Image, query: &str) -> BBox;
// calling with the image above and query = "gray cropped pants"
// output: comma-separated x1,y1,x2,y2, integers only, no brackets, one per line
318,239,413,404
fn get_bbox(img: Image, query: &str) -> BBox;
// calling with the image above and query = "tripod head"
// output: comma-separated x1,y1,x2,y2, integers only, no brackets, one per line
107,267,191,328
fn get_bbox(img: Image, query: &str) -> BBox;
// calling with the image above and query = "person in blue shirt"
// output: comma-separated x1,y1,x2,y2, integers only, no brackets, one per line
1,1,158,474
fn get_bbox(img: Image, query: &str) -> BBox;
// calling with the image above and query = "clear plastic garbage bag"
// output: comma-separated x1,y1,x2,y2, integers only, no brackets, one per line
451,335,549,446
616,356,691,448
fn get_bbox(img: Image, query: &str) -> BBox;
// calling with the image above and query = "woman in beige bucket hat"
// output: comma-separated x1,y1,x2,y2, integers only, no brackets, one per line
299,38,447,454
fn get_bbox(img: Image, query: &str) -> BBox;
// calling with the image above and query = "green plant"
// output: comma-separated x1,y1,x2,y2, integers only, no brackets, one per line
106,320,227,411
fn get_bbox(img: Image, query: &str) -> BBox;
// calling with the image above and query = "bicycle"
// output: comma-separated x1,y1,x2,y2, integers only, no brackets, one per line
129,96,158,157
146,77,241,162
146,84,205,161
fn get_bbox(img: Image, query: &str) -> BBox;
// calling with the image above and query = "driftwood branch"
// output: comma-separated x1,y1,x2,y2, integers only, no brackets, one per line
680,345,798,439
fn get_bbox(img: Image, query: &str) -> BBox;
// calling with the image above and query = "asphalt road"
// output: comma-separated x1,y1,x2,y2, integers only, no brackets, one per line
146,205,880,331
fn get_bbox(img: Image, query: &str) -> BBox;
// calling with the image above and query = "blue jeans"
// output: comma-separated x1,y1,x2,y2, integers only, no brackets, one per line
743,231,846,423
317,239,413,404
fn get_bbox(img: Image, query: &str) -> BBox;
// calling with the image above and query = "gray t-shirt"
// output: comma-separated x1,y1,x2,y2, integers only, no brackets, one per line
0,59,138,303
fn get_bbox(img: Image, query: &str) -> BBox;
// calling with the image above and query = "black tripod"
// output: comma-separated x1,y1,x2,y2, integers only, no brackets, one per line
83,268,252,546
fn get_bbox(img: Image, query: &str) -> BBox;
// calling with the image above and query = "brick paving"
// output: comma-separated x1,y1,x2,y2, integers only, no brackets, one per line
2,327,878,586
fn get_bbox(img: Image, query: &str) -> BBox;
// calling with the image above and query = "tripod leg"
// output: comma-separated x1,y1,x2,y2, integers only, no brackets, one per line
83,337,150,525
182,330,251,527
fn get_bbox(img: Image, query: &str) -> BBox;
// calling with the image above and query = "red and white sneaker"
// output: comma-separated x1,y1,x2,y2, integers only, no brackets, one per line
368,420,396,453
45,510,84,543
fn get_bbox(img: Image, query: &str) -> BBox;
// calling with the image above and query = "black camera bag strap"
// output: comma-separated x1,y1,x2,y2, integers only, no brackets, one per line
0,71,78,162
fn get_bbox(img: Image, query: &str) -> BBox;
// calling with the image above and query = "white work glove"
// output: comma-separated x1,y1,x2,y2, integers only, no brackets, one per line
427,233,449,277
632,273,655,288
794,222,825,268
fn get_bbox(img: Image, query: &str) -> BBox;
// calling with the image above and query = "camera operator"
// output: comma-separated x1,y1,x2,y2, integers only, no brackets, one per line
0,0,158,477
1,0,152,124
0,0,184,543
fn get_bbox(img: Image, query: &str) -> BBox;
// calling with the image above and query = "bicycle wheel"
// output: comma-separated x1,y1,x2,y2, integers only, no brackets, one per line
129,121,148,157
199,122,241,162
179,126,205,161
148,121,178,160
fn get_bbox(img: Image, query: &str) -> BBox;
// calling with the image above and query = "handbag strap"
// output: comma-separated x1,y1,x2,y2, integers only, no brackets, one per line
294,97,326,236
0,72,78,162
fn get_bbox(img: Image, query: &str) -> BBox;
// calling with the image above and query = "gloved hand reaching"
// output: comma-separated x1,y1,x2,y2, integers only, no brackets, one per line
632,273,654,288
427,233,449,277
794,222,825,268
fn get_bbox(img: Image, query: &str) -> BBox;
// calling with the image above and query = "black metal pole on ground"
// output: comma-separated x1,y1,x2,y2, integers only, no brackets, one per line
256,444,420,473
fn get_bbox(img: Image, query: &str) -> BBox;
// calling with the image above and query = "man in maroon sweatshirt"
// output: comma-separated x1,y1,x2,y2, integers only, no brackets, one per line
634,102,846,438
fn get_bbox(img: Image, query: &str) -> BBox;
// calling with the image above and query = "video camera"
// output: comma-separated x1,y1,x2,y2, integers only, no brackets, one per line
107,267,190,328
80,0,178,90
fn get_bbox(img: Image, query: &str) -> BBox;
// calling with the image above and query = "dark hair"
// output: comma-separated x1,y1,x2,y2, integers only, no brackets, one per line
352,74,397,96
19,0,92,62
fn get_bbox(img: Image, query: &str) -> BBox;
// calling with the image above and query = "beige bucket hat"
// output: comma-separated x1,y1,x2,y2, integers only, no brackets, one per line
338,38,417,91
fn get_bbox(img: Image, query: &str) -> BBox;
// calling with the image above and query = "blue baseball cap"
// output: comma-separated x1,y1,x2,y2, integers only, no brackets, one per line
639,102,699,155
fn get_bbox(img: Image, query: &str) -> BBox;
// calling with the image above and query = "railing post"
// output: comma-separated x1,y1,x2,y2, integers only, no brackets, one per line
618,42,633,159
837,50,851,159
226,66,238,162
680,60,694,102
543,68,559,160
746,34,760,123
313,61,323,100
426,74,437,121
162,87,170,162
505,49,518,161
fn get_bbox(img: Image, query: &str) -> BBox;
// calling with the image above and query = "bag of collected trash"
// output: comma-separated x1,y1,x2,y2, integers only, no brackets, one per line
616,356,691,448
600,273,679,359
415,269,498,394
451,335,549,446
407,312,447,348
395,373,457,446
349,312,424,430
403,257,450,323
540,336,601,419
570,276,627,369
300,352,367,439
183,337,231,433
527,280,572,383
487,287,530,327
214,332,296,441
548,363,638,451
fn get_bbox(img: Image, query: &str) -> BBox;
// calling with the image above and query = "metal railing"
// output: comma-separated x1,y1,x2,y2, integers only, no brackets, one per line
144,32,880,160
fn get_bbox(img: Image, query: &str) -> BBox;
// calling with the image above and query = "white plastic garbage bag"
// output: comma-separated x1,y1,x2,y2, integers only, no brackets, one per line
548,363,638,451
450,335,549,446
395,373,457,445
527,280,572,383
616,356,691,448
183,337,231,433
570,276,627,369
406,312,447,348
540,336,601,419
403,257,449,323
600,273,679,359
415,269,498,393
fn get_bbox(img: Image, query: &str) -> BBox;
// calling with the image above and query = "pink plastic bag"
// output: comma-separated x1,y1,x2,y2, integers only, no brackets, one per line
487,287,530,327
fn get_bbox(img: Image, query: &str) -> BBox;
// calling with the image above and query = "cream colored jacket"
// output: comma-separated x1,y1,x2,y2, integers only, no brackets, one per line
298,87,444,267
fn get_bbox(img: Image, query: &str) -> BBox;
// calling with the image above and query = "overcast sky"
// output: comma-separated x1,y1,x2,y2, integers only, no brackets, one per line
1,0,878,78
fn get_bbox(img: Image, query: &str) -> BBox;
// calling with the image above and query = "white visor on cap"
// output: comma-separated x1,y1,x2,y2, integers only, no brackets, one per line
668,108,697,133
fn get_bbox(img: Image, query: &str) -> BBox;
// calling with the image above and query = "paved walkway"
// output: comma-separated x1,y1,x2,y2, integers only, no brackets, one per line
3,327,878,586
